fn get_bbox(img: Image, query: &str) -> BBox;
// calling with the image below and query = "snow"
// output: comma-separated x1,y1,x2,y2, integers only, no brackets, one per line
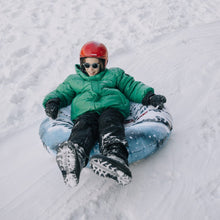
1,0,220,219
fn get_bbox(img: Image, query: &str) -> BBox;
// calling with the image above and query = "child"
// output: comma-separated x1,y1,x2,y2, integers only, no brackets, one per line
43,41,166,187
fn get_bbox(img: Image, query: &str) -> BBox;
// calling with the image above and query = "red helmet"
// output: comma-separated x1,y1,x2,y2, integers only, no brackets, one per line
80,41,108,66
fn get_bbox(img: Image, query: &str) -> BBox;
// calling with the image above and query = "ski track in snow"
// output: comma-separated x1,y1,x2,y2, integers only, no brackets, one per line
1,0,220,219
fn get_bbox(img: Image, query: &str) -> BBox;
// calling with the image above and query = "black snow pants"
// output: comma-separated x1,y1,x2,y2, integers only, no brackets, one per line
68,108,128,165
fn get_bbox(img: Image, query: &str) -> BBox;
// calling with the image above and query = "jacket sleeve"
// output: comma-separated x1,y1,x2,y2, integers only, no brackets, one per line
115,68,154,103
42,75,76,108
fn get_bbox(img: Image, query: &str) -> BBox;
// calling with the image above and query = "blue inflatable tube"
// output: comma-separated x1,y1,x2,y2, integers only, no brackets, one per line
39,103,173,164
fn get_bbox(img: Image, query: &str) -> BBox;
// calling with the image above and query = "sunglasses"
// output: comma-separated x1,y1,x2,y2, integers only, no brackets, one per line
83,63,100,69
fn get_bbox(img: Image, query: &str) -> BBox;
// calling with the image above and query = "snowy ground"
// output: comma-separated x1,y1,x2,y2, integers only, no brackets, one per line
1,0,220,219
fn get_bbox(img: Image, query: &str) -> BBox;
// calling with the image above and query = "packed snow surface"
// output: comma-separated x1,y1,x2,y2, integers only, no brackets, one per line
1,0,220,219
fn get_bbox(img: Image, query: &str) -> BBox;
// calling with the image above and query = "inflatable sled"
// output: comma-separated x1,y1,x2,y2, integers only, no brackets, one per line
39,102,173,164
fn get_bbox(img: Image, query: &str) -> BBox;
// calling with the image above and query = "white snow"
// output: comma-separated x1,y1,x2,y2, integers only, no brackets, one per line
1,0,220,219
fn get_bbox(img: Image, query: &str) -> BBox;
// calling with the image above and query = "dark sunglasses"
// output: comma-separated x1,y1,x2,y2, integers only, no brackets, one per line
83,63,100,69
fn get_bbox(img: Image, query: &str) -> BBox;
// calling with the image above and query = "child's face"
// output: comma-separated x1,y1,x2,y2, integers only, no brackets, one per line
84,58,100,76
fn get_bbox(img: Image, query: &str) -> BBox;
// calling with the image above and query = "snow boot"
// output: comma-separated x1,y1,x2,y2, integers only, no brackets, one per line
56,141,86,187
90,153,132,186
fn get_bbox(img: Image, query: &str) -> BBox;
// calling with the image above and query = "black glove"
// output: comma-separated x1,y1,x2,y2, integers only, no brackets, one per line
142,91,166,109
45,98,60,119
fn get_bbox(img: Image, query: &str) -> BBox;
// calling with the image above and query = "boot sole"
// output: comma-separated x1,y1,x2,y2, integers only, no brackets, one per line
56,142,79,187
90,155,132,186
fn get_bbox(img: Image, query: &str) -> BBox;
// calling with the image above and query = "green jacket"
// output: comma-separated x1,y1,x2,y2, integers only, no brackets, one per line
43,65,154,120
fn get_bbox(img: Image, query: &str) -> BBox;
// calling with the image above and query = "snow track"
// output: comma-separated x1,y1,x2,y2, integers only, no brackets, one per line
1,0,220,219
